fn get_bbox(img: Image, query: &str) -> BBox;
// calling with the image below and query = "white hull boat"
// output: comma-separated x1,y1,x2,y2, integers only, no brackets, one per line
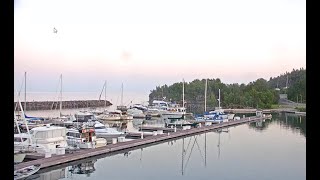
14,164,41,180
14,152,26,163
94,122,125,140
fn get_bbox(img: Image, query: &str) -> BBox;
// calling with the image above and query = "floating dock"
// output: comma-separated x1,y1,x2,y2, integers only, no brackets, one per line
14,115,271,171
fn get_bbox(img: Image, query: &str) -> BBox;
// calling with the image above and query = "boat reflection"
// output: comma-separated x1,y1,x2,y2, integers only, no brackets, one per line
67,159,97,177
25,168,66,180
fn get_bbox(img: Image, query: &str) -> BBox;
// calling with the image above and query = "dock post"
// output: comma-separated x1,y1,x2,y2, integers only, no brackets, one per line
243,115,245,118
141,132,144,139
174,122,177,132
112,138,117,144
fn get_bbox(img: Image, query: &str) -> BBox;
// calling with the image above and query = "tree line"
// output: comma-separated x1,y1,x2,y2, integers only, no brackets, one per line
149,68,306,110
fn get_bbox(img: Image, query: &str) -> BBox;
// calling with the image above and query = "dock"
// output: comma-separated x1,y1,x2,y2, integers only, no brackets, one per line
14,115,271,171
138,126,177,133
125,132,154,139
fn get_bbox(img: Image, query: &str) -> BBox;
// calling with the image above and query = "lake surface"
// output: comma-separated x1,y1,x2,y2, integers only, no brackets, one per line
26,113,306,180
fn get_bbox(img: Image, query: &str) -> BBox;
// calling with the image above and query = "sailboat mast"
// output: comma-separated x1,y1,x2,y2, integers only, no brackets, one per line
18,99,32,144
121,83,123,106
218,89,221,109
182,79,185,109
204,79,207,112
24,71,26,111
104,80,107,108
60,74,62,117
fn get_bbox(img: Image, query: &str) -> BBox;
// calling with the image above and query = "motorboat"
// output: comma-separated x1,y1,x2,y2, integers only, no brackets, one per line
97,110,121,121
14,124,68,155
94,121,125,139
66,122,107,149
14,164,41,180
127,108,145,118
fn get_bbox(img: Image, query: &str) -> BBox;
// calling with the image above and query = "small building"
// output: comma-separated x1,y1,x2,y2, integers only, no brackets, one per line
279,94,288,99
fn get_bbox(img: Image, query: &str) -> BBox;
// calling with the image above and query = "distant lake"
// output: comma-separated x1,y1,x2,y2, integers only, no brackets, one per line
27,113,305,180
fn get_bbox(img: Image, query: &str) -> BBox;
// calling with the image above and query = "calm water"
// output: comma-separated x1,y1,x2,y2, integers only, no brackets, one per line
25,113,306,180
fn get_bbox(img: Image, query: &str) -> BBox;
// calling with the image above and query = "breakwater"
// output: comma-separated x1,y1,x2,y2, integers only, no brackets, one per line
14,100,112,111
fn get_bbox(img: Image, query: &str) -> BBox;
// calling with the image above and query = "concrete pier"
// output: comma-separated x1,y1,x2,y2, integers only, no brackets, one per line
14,100,112,111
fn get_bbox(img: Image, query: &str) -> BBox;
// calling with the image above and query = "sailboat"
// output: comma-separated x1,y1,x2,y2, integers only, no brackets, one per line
203,89,235,122
14,99,68,156
117,83,133,120
17,72,45,123
95,81,121,121
195,80,235,122
52,74,75,124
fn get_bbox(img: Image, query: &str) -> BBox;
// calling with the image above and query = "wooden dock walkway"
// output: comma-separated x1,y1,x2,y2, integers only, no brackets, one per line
138,126,177,133
14,115,271,171
125,132,154,139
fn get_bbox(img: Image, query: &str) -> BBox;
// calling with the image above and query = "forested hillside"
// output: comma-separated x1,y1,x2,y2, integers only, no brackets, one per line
149,68,306,110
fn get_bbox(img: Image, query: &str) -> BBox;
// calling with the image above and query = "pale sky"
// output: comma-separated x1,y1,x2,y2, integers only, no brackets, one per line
14,0,306,95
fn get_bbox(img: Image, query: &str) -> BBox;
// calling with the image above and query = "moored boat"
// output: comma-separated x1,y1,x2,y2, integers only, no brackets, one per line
14,164,41,180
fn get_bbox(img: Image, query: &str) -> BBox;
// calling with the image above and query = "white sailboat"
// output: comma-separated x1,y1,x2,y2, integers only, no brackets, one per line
196,80,235,122
117,83,133,120
14,99,68,156
96,81,122,121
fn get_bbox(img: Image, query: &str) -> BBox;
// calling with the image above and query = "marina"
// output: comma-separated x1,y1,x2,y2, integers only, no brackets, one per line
14,1,306,179
14,114,271,171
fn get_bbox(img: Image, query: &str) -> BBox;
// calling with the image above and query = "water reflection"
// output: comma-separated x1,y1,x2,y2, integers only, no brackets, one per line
181,135,206,175
26,168,66,180
247,113,306,137
67,159,96,177
30,113,305,180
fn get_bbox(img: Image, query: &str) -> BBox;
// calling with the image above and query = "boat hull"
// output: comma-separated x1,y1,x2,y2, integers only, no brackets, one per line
14,153,26,163
162,113,184,119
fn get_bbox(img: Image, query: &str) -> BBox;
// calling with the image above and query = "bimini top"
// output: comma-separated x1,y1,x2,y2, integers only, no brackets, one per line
152,100,169,107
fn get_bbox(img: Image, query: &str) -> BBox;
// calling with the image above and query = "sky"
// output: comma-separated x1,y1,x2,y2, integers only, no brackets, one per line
14,0,306,96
